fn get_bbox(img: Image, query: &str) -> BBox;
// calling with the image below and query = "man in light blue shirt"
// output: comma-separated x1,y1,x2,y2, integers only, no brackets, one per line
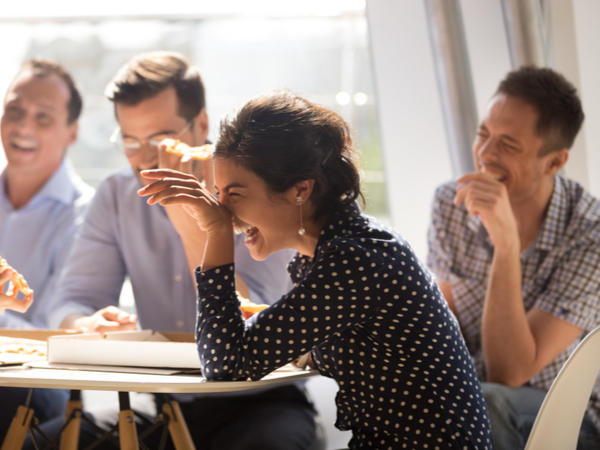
43,52,323,450
0,59,94,438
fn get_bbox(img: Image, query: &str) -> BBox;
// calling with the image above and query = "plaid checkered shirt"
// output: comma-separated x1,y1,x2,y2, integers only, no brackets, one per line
427,174,600,430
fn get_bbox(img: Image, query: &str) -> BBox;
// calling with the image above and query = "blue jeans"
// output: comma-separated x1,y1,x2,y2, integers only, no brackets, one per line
0,387,69,441
483,382,600,450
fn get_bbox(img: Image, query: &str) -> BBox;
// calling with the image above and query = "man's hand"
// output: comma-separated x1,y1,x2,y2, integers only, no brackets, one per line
0,268,33,314
63,306,138,335
454,172,519,253
291,352,315,370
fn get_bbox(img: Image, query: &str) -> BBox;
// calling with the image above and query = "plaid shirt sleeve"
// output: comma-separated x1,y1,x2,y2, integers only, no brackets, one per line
532,230,600,332
427,183,457,283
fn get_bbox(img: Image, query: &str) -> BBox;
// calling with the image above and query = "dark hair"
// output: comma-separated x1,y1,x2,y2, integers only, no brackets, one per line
105,51,205,122
214,90,364,223
496,66,584,155
17,58,82,124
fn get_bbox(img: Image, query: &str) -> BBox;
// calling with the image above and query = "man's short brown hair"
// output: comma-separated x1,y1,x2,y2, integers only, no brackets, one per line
105,51,205,121
496,66,584,155
16,58,83,124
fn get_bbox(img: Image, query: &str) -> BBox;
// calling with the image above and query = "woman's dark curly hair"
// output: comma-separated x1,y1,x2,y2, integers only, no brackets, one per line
214,90,364,223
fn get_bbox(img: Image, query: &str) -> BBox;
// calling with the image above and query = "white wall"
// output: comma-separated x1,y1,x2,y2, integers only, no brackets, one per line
366,0,452,261
572,0,600,198
368,0,600,263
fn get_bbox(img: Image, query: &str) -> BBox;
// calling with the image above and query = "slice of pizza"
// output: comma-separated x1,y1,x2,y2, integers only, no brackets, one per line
0,256,33,297
163,139,213,161
239,298,269,319
0,336,47,356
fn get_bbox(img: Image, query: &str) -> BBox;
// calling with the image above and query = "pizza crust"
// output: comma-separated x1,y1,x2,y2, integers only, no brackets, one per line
163,140,213,161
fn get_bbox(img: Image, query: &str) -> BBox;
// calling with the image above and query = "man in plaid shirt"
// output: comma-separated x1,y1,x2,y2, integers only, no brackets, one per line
428,66,600,449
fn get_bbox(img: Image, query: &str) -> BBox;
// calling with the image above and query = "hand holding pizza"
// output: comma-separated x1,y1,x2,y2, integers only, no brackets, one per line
0,257,34,314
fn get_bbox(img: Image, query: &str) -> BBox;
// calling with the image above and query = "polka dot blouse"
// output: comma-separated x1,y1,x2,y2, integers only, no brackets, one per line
195,203,492,450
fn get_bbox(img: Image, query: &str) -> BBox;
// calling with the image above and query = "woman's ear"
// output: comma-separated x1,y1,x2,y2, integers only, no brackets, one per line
294,180,315,204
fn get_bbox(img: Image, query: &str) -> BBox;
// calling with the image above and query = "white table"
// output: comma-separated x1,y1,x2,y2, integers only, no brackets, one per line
0,364,318,450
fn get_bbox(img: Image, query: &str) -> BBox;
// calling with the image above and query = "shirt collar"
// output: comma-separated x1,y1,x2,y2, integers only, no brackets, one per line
0,158,77,208
36,158,80,205
316,202,365,249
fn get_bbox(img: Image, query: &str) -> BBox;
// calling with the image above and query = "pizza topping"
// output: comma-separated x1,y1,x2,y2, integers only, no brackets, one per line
163,139,213,161
239,298,269,319
0,336,46,356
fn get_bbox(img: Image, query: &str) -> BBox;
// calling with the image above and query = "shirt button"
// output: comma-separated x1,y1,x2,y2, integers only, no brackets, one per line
174,274,182,282
176,320,185,328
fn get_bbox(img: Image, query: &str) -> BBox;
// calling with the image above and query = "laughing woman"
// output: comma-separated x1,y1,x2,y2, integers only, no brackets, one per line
139,91,492,450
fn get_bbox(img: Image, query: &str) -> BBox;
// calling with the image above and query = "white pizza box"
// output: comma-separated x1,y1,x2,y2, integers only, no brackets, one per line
47,330,201,369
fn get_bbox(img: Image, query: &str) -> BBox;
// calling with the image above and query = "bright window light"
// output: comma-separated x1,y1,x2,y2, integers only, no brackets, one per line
336,92,351,105
0,0,365,20
354,92,368,105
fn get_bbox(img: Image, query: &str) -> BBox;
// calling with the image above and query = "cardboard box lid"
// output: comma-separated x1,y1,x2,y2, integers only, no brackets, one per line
48,330,201,370
0,328,81,342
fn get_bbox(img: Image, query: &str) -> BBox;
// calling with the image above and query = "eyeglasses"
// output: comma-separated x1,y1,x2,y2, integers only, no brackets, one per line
110,120,193,157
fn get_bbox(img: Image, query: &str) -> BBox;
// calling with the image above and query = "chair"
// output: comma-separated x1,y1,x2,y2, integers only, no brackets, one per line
525,326,600,450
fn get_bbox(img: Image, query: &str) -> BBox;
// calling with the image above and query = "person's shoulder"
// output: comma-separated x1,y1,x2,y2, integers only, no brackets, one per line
319,213,408,260
94,166,140,196
434,179,458,202
72,177,95,210
560,176,600,243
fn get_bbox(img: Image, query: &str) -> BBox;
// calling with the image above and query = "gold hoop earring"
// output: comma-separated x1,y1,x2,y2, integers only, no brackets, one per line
297,196,305,235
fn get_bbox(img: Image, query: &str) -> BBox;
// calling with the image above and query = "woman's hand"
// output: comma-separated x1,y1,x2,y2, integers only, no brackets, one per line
0,268,33,314
138,169,231,235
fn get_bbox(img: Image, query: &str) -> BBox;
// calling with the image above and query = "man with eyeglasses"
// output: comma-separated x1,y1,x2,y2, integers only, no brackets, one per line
40,51,324,450
0,59,94,438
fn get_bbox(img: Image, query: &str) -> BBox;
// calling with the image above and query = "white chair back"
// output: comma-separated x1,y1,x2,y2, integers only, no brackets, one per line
525,326,600,450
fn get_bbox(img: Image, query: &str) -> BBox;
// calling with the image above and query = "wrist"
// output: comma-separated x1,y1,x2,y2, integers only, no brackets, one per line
493,238,520,259
61,314,87,331
206,221,234,240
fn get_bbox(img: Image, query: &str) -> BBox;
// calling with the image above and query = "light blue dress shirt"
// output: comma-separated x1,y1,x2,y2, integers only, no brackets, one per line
0,158,95,329
48,166,294,333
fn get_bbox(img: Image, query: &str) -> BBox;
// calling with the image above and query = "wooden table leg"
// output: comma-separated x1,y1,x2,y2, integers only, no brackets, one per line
118,392,139,450
1,405,34,450
162,401,196,450
60,390,82,450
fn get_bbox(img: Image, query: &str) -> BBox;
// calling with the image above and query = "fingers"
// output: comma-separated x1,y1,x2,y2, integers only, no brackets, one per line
87,307,138,335
139,178,200,195
94,321,139,335
146,186,210,206
202,158,216,196
140,168,197,181
99,306,137,325
158,142,172,170
454,172,504,207
0,268,13,285
455,171,500,185
454,182,498,207
155,193,214,208
0,292,33,313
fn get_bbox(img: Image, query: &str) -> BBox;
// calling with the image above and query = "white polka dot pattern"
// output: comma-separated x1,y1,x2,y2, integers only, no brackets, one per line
195,203,492,449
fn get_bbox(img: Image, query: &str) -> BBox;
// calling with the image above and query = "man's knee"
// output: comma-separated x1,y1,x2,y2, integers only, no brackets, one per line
482,382,519,419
